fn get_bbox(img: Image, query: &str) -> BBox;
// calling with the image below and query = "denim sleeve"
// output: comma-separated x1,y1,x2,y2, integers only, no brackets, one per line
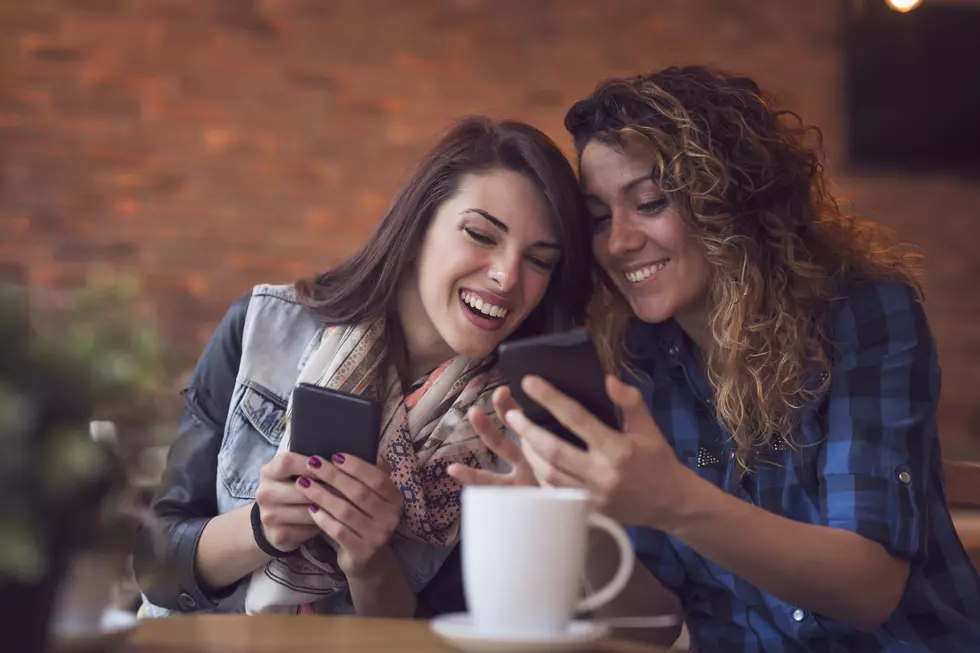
818,282,939,564
134,294,250,612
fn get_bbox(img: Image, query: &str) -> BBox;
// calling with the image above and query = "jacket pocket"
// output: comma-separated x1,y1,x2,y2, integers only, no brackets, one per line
218,383,288,500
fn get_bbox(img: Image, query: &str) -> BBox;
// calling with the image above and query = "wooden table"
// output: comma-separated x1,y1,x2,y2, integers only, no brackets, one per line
119,615,670,652
945,460,980,571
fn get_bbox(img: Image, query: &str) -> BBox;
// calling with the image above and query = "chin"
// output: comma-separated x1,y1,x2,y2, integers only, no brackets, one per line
630,299,675,325
456,342,498,360
444,332,502,360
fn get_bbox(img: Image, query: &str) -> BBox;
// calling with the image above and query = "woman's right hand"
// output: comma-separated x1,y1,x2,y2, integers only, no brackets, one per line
448,386,537,487
254,452,322,552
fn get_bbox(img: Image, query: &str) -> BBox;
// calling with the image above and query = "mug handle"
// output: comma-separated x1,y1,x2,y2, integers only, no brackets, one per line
576,513,635,613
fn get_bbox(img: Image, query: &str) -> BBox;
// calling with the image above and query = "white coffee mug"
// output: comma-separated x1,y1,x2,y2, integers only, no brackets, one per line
461,486,634,636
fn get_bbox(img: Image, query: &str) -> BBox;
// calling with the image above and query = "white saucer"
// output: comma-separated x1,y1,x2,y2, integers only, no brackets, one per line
50,608,139,652
429,613,610,653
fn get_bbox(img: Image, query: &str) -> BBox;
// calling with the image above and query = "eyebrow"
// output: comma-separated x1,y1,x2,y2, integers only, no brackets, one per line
463,209,561,250
584,174,656,202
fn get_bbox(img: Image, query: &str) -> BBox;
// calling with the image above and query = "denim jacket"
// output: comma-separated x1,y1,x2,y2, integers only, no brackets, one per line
135,284,464,616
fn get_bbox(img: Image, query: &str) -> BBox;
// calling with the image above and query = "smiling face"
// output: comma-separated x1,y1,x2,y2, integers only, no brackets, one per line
397,168,560,373
581,140,711,328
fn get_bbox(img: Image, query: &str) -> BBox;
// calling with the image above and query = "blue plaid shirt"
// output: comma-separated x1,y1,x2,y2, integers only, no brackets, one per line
625,280,980,652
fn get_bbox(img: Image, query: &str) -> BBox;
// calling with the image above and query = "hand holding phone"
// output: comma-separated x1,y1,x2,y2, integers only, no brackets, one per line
496,329,619,449
286,384,405,575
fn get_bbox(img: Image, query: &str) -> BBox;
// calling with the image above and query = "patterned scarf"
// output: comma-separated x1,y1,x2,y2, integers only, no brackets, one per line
245,318,502,613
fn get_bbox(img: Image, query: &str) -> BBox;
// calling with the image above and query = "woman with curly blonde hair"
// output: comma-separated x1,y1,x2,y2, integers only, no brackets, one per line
451,66,980,651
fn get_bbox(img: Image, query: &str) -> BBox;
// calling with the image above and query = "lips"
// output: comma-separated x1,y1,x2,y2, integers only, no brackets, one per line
624,259,670,284
459,290,509,332
460,289,511,319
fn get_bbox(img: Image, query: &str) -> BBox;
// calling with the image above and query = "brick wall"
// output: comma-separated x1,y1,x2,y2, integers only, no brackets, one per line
2,0,978,457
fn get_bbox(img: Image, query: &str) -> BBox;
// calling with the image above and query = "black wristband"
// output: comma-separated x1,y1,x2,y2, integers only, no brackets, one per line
250,502,292,558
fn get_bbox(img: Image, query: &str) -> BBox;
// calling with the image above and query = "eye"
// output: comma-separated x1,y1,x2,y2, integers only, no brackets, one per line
464,227,495,245
526,255,557,272
637,199,668,214
590,214,611,232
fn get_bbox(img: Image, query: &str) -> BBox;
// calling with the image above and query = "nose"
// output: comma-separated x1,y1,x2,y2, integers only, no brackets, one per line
605,213,645,257
487,252,521,293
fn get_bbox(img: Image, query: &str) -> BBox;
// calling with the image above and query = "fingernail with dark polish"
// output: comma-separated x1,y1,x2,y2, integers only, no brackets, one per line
308,456,322,469
309,504,319,513
332,453,345,464
297,476,311,488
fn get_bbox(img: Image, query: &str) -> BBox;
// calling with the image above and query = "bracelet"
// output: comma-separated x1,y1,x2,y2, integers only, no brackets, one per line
250,502,292,558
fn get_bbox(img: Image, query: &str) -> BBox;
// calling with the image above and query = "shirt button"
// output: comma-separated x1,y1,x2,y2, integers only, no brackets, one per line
178,592,197,610
667,345,680,355
792,608,806,622
898,470,912,485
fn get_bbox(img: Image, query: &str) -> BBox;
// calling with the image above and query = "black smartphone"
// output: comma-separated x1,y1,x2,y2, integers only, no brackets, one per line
496,328,619,449
289,383,382,463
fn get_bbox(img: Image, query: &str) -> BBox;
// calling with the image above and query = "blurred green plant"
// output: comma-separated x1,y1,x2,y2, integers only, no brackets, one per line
36,267,171,429
0,267,170,583
0,268,175,652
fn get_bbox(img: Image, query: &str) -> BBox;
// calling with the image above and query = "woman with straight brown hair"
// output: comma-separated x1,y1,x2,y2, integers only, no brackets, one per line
134,116,593,617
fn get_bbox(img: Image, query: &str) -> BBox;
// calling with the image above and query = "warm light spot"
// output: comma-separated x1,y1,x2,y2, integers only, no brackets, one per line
395,52,425,71
360,192,388,214
886,0,922,12
382,98,406,114
115,172,142,188
185,274,208,297
115,199,140,215
204,128,236,153
304,209,334,227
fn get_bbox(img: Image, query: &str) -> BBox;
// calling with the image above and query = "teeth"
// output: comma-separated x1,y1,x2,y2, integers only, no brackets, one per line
461,291,508,319
625,260,669,283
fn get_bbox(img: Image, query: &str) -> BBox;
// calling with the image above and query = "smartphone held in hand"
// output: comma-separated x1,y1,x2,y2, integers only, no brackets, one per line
288,384,382,462
496,329,619,449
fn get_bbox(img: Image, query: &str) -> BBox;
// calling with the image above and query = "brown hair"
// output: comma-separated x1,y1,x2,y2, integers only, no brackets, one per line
297,116,593,340
565,66,921,467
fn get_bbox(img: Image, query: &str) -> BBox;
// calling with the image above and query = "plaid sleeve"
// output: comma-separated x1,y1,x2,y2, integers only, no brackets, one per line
818,281,939,564
628,526,687,591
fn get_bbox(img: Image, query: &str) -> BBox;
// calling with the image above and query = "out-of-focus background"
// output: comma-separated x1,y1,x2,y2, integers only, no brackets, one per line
2,0,978,459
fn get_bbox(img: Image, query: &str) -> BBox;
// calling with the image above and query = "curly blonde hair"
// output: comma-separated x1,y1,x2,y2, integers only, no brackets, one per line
565,66,922,468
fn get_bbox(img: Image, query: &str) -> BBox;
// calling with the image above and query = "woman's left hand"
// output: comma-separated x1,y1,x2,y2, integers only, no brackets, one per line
295,454,404,578
447,386,537,488
506,374,697,530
